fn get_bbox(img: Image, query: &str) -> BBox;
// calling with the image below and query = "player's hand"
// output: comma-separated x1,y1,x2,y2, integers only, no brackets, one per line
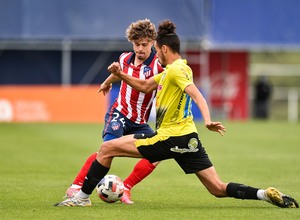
98,83,112,96
205,122,226,136
108,62,122,76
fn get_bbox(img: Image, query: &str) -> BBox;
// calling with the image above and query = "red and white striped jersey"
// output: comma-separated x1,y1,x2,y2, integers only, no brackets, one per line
112,51,164,124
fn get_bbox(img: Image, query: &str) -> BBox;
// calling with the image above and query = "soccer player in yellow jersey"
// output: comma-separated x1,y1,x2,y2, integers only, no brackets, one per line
55,20,298,208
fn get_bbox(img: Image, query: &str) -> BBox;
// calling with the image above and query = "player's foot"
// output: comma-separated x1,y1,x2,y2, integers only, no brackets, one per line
120,189,134,204
54,196,92,207
265,187,299,208
64,185,81,199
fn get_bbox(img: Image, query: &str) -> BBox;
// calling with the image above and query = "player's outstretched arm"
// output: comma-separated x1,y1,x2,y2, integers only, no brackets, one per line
98,74,120,96
108,62,157,93
185,84,226,136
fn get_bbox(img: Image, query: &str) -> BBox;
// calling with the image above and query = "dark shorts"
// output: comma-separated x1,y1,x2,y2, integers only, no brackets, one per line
135,132,213,174
102,106,153,138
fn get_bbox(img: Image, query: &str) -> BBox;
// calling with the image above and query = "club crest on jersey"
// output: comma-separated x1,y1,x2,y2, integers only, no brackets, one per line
143,66,152,78
111,122,121,131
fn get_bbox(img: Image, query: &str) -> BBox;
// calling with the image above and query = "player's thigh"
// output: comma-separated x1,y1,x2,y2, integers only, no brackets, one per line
103,108,126,138
101,135,142,158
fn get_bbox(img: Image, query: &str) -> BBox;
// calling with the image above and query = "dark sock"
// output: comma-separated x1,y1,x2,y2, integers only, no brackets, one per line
226,182,259,200
81,160,109,195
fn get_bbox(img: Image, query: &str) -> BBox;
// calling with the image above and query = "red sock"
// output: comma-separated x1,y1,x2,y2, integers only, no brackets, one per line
72,152,97,187
123,158,156,190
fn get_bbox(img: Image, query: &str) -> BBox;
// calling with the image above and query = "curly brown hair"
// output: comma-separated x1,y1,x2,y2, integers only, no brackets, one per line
126,19,157,42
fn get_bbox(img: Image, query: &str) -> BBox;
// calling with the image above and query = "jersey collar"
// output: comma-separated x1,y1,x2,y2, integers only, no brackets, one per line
127,48,156,66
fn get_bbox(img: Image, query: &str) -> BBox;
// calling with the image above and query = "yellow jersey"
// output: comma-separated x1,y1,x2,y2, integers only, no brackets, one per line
153,59,197,136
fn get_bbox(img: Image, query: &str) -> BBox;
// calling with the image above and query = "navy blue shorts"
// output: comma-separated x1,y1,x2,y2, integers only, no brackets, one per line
102,106,154,138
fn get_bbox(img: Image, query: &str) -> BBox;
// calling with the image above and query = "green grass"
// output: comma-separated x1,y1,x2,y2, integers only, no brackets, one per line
0,121,300,220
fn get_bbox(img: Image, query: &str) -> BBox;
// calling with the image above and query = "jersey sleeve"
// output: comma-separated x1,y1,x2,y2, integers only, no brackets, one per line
153,72,163,84
119,52,131,72
169,65,193,91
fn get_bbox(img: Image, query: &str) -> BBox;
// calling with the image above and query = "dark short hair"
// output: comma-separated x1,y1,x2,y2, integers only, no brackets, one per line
156,20,180,53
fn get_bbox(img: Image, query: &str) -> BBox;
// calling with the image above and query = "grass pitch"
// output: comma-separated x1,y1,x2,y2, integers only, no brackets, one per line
0,121,299,220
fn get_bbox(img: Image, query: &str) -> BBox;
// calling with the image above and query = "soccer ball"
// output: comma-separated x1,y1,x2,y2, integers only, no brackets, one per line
96,174,124,203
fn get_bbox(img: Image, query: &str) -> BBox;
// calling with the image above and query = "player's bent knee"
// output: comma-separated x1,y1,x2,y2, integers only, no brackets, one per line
99,140,123,157
98,142,110,155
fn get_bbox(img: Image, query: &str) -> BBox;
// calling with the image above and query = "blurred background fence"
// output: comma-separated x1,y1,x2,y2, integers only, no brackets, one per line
0,0,299,123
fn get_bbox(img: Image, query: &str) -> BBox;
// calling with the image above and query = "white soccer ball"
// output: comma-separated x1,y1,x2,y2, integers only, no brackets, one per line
96,174,124,203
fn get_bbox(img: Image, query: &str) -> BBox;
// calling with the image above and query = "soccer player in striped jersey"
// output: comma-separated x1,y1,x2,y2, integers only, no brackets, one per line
64,19,164,204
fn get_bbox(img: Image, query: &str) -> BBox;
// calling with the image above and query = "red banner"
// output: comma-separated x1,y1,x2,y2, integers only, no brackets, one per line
209,52,248,119
187,51,248,120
